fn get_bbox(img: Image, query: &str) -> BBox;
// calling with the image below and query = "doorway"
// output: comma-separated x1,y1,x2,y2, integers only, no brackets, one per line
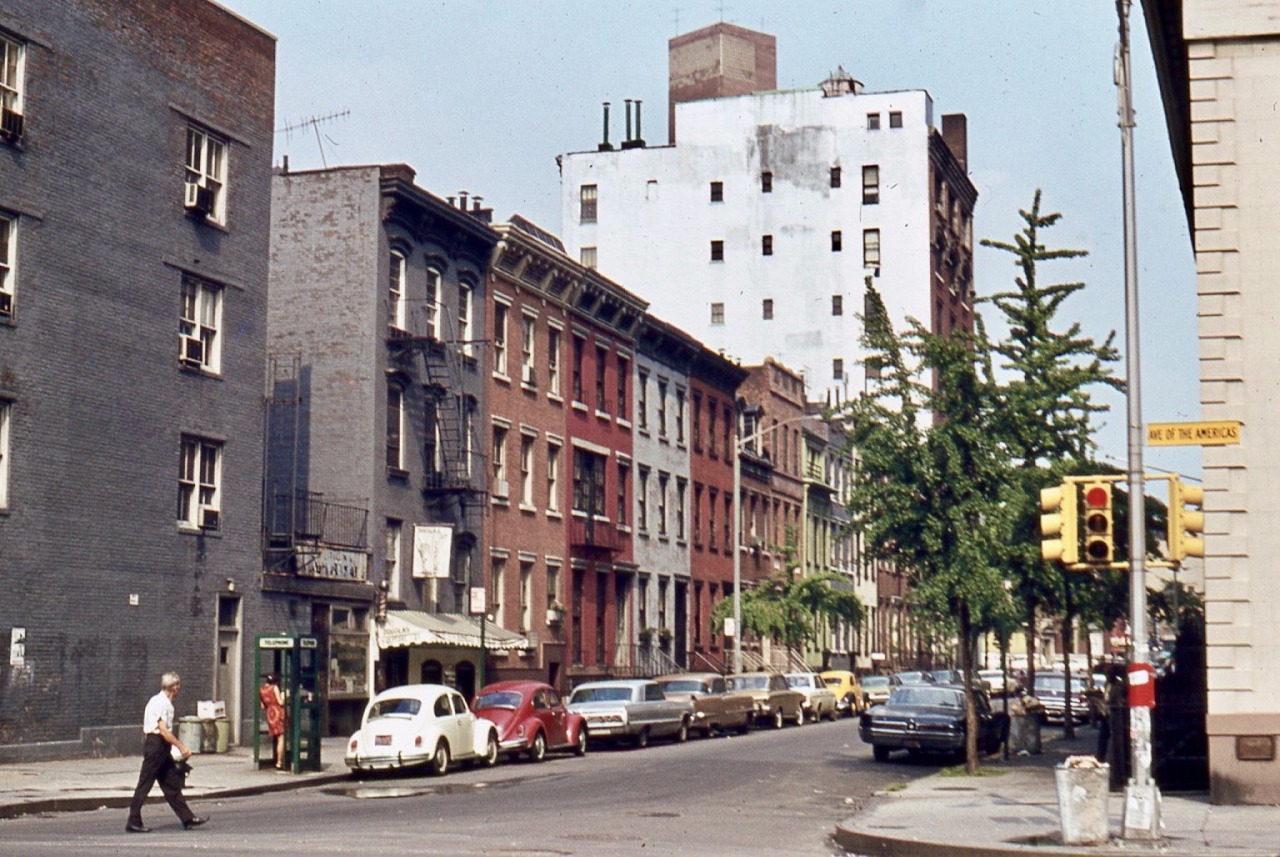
215,595,242,744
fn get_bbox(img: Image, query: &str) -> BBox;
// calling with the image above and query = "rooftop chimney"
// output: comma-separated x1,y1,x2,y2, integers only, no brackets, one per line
941,114,968,172
599,101,614,151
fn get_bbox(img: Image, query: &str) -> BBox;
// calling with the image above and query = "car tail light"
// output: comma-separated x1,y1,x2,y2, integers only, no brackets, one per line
414,736,423,748
349,738,358,752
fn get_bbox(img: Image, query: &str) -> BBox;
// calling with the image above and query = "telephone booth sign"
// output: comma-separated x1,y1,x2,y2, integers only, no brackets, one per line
254,634,323,773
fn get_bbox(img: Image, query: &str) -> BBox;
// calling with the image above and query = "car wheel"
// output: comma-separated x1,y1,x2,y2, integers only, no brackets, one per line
529,731,547,763
675,718,689,743
737,717,751,735
793,707,806,726
772,708,785,730
429,740,450,776
574,727,588,757
633,727,650,749
481,732,499,768
872,744,890,762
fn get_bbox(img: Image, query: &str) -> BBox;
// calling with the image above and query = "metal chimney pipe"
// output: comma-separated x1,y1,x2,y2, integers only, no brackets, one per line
458,190,468,210
634,99,642,142
624,98,633,142
472,195,483,212
602,102,611,148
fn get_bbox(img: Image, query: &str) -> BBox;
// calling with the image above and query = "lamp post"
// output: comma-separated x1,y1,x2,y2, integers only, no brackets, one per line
731,412,812,674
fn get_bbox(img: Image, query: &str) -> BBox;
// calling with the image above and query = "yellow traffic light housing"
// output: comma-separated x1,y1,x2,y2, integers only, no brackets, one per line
1168,477,1205,561
1081,481,1113,564
1040,483,1078,565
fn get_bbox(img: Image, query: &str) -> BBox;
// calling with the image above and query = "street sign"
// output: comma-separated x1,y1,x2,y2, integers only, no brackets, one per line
1147,420,1240,446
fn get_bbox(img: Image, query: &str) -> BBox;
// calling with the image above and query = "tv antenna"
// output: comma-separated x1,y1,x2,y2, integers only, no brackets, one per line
276,109,350,168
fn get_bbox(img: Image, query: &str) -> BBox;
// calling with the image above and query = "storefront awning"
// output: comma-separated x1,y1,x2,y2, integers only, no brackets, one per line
377,611,528,652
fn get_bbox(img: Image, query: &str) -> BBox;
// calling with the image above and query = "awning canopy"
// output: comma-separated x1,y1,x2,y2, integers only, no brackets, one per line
377,611,528,652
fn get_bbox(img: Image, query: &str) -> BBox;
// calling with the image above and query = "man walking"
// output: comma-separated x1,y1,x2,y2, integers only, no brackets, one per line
125,671,209,833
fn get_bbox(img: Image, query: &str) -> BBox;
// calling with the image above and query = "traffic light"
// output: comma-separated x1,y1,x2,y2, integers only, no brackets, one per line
1040,482,1078,564
1168,476,1205,561
1081,481,1113,564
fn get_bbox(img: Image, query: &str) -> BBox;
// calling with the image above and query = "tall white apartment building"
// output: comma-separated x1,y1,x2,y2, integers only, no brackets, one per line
559,22,976,404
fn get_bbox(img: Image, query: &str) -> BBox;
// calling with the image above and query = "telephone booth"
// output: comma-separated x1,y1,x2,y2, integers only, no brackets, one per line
254,633,323,773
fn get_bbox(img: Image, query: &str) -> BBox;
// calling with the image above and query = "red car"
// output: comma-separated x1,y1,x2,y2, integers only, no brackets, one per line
473,680,589,762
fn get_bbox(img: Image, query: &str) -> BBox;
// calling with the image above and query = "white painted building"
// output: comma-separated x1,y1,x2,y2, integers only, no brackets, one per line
559,63,975,405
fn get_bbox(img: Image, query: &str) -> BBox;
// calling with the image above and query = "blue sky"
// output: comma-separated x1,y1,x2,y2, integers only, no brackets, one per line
218,0,1201,479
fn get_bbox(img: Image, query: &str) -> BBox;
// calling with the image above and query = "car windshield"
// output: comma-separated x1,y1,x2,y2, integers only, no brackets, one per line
368,698,422,719
729,675,769,690
570,686,634,704
862,676,890,690
659,680,707,694
474,691,522,709
822,677,843,687
785,675,813,688
1035,676,1088,693
890,687,963,708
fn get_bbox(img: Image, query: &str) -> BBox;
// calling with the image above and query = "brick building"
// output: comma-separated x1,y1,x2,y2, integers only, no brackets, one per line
0,0,274,757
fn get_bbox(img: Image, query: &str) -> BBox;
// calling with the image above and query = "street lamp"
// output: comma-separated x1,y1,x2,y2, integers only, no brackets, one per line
731,411,813,674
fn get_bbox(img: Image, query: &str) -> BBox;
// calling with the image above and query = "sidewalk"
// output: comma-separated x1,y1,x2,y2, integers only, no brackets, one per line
836,731,1280,856
0,738,352,820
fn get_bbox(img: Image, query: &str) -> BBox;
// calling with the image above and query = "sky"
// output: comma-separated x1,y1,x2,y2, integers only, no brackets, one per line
217,0,1202,480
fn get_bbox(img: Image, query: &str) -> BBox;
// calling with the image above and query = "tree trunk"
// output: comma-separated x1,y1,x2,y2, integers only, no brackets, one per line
1062,588,1076,739
959,603,979,773
1025,602,1038,694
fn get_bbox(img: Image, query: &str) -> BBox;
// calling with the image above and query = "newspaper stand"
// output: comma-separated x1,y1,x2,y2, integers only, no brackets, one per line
253,633,323,773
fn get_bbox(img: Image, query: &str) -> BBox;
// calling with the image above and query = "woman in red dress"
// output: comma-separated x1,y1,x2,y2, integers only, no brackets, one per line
259,673,286,770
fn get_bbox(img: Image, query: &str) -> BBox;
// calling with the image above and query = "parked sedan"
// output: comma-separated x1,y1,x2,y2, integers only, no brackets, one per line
1032,673,1092,724
656,673,755,737
345,683,499,775
820,670,864,717
727,672,806,729
567,679,691,748
890,670,936,686
860,675,892,708
859,684,1008,762
473,680,588,761
785,672,839,722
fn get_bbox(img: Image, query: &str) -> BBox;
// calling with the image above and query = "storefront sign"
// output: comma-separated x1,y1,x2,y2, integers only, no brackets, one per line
413,525,453,579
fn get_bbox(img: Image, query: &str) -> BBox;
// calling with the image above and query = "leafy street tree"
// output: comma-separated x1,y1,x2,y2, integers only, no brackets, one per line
710,567,864,660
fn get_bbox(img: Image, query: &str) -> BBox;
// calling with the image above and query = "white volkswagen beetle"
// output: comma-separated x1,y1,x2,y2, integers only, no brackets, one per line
345,683,499,775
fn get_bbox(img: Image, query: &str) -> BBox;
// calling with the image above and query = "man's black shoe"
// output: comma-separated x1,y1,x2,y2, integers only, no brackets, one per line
183,816,209,830
125,823,151,833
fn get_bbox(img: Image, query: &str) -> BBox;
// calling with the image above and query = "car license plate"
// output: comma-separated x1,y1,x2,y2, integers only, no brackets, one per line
375,735,392,746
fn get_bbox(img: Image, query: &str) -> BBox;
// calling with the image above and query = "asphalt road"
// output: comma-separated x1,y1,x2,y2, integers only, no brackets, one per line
0,716,940,856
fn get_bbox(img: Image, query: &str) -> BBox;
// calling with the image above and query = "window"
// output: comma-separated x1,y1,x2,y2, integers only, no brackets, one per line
595,344,608,412
384,520,402,600
383,388,407,474
863,229,881,268
184,125,227,222
675,388,686,444
0,400,9,509
708,489,718,550
657,472,669,536
708,402,718,459
866,112,881,130
617,461,629,525
580,246,598,269
579,184,598,222
637,370,649,430
0,213,13,318
709,181,723,202
723,492,732,549
692,392,703,453
463,395,476,478
831,230,843,252
519,562,532,631
762,298,774,320
710,240,724,262
676,479,687,541
762,234,773,256
547,326,562,395
616,355,628,418
492,425,508,497
1,35,25,138
761,171,773,193
862,165,880,205
657,380,668,437
833,358,845,380
830,166,842,188
723,404,732,460
422,268,441,340
889,111,903,128
547,440,561,511
491,560,506,627
693,483,703,545
493,302,509,377
710,302,724,325
547,562,561,609
571,335,585,403
458,283,473,356
424,396,441,477
520,434,534,506
388,251,406,331
521,313,536,384
180,275,223,373
572,449,606,516
178,436,221,529
637,467,650,530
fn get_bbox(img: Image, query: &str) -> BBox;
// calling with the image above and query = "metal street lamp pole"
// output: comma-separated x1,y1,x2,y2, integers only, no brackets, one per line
1116,0,1161,839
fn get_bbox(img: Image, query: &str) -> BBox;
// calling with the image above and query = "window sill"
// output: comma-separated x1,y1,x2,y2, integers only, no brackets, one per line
519,503,537,514
491,496,511,507
571,401,589,413
594,410,612,423
177,523,221,538
547,392,564,405
179,362,222,379
638,427,650,437
521,382,537,394
386,466,409,482
616,418,631,430
545,510,563,521
676,441,687,451
493,371,511,385
616,524,631,535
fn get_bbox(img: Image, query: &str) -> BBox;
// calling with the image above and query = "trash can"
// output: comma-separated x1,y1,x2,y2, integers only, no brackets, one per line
1055,757,1110,846
177,716,204,753
214,718,230,753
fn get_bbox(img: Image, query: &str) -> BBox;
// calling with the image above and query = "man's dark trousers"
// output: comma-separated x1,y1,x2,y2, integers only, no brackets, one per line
127,733,194,826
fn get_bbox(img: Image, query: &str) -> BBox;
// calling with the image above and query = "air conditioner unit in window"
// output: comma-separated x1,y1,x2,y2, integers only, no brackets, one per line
522,365,536,385
180,334,204,365
198,506,220,530
0,107,23,141
184,183,216,217
493,479,509,498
